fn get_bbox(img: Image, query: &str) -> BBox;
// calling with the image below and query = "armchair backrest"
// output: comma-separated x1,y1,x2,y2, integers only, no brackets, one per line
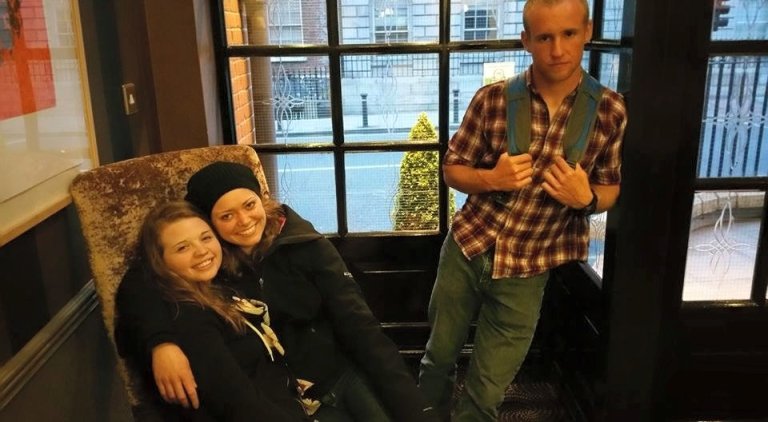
69,145,269,408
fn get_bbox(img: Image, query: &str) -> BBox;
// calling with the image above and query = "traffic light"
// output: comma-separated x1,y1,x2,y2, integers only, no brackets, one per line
713,0,731,31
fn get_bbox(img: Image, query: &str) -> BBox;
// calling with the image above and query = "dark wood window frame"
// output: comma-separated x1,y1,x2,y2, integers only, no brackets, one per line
210,0,626,239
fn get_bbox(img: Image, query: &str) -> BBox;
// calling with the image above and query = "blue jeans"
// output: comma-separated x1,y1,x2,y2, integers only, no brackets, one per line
312,366,391,422
418,233,549,421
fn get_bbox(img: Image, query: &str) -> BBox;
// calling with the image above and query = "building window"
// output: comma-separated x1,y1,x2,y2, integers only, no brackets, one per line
268,0,303,45
463,7,497,40
373,3,409,43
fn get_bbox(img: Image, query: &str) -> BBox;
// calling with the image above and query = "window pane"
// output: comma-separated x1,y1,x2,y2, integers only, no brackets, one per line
711,0,768,41
341,54,439,143
258,152,338,234
347,151,444,232
601,0,624,39
224,0,326,46
346,152,402,232
340,0,439,44
588,212,608,276
698,56,768,178
452,189,468,217
229,56,332,145
683,190,764,301
597,52,621,90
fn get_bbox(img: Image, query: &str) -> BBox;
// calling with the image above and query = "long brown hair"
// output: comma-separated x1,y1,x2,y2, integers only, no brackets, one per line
219,195,286,276
140,201,246,333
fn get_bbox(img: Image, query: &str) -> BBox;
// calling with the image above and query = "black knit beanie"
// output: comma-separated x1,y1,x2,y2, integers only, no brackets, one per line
185,161,261,217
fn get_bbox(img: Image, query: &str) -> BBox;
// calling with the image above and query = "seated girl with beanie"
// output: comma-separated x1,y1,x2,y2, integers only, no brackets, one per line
117,200,307,421
116,162,438,421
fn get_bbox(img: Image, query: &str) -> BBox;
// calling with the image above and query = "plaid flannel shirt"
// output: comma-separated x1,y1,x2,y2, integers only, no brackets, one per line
446,69,627,279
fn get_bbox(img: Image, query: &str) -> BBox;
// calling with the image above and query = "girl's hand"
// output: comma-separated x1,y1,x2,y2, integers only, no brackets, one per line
152,343,199,409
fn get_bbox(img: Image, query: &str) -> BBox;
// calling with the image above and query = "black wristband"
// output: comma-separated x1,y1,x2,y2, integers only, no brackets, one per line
580,189,598,216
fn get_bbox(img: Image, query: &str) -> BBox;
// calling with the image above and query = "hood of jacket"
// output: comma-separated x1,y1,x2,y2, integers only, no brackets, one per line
264,205,323,257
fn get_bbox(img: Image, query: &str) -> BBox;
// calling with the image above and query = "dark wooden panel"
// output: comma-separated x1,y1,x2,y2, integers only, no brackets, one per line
664,306,768,420
545,263,606,421
330,235,443,350
351,267,435,323
34,211,80,314
666,355,768,420
681,306,768,351
332,234,443,321
0,206,91,365
0,296,11,364
0,231,50,357
0,305,132,421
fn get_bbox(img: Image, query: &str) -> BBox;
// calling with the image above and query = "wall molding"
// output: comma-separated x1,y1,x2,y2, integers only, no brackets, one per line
0,280,97,409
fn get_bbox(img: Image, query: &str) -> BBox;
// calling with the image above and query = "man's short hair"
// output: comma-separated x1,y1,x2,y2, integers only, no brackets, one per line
522,0,591,32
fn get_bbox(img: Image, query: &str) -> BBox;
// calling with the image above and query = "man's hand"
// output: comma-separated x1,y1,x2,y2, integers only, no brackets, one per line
542,156,593,208
152,343,199,409
486,153,534,192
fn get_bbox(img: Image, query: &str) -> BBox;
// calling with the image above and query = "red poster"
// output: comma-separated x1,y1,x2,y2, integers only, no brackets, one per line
0,0,56,120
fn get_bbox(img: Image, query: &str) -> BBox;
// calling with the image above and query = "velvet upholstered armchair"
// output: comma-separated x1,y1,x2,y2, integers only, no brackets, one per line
69,145,270,418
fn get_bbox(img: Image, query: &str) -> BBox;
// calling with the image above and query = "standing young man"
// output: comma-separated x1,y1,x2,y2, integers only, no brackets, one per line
418,0,627,420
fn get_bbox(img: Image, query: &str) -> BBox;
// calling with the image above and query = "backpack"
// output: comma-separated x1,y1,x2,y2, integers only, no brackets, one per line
505,69,605,164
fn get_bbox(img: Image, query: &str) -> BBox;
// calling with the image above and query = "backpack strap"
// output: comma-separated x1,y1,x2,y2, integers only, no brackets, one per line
505,73,531,156
563,71,604,164
505,70,605,163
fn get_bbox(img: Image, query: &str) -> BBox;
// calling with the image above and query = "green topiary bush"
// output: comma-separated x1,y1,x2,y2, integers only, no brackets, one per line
392,112,455,230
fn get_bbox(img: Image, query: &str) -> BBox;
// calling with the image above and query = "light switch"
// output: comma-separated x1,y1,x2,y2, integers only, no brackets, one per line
122,83,139,115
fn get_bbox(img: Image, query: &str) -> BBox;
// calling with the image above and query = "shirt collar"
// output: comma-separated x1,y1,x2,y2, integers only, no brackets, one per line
524,66,584,99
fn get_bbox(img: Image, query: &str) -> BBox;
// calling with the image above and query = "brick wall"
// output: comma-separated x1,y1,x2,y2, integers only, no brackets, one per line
224,0,255,145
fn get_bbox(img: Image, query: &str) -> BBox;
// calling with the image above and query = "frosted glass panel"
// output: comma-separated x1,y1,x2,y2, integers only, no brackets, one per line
683,191,763,301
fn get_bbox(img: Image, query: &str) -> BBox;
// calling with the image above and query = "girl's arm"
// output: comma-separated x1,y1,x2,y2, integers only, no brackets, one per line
115,264,198,409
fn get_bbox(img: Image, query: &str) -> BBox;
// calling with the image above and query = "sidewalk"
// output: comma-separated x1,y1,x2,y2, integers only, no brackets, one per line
278,111,457,139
